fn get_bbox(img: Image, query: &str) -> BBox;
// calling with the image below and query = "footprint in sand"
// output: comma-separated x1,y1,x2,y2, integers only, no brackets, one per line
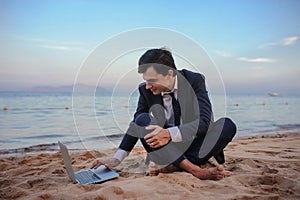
0,178,14,188
52,168,65,175
245,150,280,156
279,155,297,159
25,178,46,188
237,173,296,197
102,186,125,195
226,165,241,172
0,186,27,199
262,165,278,174
236,175,277,187
81,151,98,159
258,175,278,185
75,184,102,192
278,164,290,168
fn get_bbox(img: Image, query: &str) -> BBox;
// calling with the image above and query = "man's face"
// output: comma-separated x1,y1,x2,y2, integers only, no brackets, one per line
142,66,173,95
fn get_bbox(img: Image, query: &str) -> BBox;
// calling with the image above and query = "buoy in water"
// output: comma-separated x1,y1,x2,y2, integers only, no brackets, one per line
3,107,8,111
65,106,69,110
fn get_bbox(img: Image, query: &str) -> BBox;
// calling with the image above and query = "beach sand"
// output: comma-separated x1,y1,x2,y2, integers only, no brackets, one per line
1,133,299,200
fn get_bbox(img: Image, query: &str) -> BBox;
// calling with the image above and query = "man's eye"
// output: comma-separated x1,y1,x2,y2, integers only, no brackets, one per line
147,79,157,83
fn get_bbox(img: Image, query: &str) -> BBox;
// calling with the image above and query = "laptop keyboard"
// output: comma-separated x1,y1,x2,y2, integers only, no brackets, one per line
75,170,101,184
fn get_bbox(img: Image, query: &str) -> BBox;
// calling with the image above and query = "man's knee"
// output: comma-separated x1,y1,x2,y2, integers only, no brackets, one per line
135,113,152,127
223,117,237,140
213,117,237,140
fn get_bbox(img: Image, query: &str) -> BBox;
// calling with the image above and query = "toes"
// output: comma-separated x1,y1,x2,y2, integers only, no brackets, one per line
217,165,224,171
149,161,156,168
210,166,225,180
149,161,159,176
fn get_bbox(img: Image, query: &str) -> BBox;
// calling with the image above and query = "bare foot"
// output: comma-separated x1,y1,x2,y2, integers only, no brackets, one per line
149,161,181,176
192,165,225,180
149,161,159,176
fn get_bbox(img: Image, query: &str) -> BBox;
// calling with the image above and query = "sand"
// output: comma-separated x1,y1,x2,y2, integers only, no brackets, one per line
0,133,299,200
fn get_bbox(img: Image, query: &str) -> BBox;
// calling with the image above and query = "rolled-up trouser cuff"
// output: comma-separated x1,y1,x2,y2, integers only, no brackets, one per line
172,155,185,167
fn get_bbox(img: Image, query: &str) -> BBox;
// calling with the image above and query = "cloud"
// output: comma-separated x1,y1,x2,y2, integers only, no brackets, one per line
14,35,88,51
237,57,277,63
258,36,299,48
257,42,277,49
215,50,232,58
38,45,75,51
281,36,299,46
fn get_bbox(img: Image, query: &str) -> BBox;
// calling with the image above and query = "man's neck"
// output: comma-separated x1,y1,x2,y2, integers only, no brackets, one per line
162,75,177,95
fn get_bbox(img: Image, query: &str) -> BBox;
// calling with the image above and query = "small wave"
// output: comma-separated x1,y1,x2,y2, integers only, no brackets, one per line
17,134,68,140
0,133,126,156
96,111,109,115
0,142,58,155
85,133,125,141
275,123,300,130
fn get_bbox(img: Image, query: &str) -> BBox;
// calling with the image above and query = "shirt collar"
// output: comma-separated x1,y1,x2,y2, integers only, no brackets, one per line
161,75,178,96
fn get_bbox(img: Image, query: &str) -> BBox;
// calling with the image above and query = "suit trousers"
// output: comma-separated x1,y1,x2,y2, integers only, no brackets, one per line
135,114,236,167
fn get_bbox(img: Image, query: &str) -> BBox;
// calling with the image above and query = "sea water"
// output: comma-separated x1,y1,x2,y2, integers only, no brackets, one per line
0,92,299,152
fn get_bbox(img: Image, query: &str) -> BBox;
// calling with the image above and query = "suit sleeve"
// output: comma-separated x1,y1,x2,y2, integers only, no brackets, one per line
178,71,213,141
134,84,150,118
192,74,213,136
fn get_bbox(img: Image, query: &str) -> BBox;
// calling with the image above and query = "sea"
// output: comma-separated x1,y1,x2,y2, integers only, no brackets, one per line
0,92,300,155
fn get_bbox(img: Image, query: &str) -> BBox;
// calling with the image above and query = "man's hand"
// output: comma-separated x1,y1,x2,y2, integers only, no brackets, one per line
144,125,171,148
91,157,120,169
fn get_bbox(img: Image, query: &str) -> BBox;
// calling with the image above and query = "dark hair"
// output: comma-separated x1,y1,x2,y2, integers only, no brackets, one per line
138,48,177,76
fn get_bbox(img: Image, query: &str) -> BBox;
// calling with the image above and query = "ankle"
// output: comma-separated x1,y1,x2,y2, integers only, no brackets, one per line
187,164,202,176
179,159,199,174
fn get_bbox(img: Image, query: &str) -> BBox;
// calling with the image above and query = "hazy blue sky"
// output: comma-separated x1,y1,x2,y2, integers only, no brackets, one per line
0,0,299,95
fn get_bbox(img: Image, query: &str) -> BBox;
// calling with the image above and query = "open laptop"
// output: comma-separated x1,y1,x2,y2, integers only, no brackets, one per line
58,141,119,184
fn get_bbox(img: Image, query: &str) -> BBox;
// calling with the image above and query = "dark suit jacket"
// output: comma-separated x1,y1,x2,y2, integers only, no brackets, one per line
119,69,213,152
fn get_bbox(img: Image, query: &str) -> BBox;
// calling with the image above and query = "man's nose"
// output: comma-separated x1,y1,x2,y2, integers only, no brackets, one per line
145,82,152,89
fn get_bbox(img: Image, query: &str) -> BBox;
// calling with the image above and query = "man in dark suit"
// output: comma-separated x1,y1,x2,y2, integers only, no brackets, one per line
92,48,236,180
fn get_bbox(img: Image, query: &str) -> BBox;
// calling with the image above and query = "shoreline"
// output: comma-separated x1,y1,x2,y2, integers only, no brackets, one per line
0,131,299,199
1,128,299,158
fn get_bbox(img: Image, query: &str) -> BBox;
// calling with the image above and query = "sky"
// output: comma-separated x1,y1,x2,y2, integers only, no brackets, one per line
0,0,299,95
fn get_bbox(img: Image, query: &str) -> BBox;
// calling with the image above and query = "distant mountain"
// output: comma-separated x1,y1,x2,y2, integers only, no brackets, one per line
28,84,111,94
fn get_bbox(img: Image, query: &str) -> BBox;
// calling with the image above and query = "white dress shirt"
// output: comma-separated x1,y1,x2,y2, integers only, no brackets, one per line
161,75,182,142
113,75,183,162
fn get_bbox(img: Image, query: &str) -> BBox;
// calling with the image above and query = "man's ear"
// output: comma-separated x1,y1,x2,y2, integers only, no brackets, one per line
167,69,174,77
